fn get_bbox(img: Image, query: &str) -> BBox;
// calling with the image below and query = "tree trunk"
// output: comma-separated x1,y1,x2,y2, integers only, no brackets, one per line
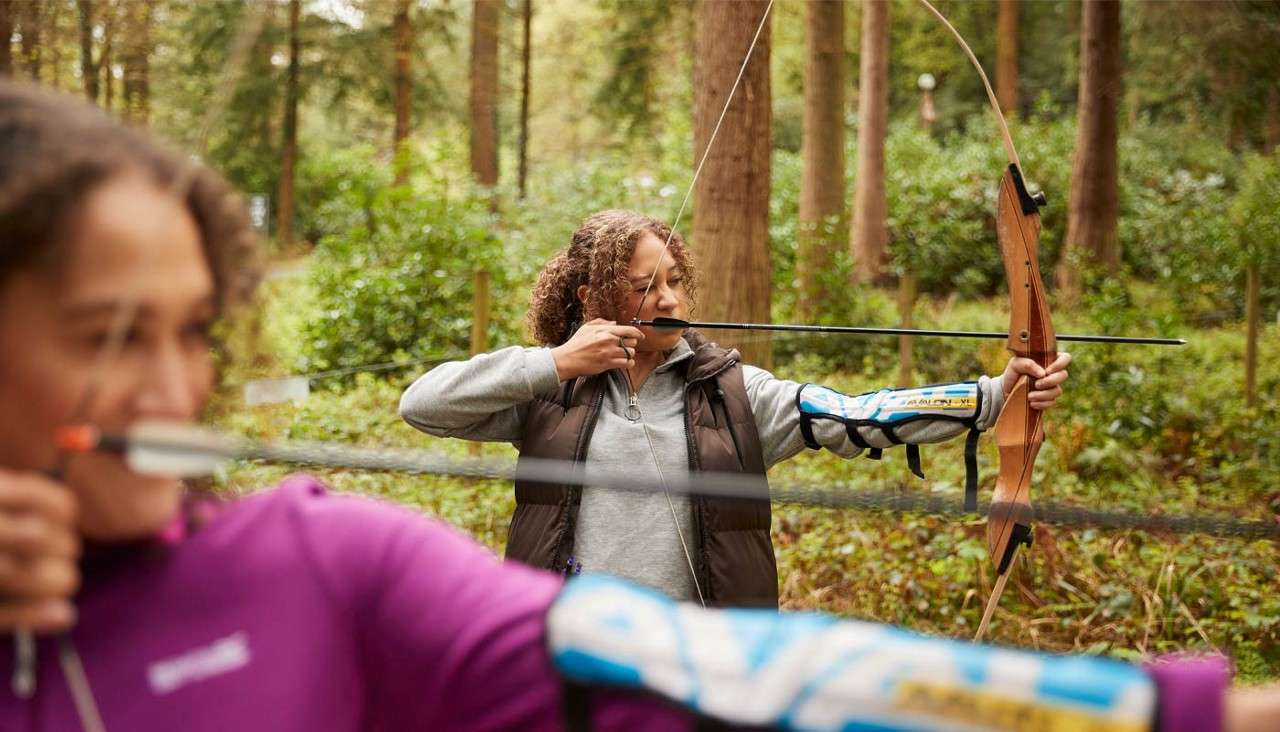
1056,0,1121,304
797,0,845,321
850,0,889,285
0,1,14,77
121,0,153,124
97,0,118,113
100,33,112,111
693,0,772,369
996,0,1019,114
44,0,60,88
77,0,97,103
470,0,500,189
392,0,412,184
18,0,44,81
517,0,532,199
1265,86,1279,154
1244,261,1259,407
277,0,300,248
1226,65,1247,151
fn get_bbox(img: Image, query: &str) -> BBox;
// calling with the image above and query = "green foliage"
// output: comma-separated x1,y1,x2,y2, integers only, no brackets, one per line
885,1,1078,129
152,1,284,196
765,115,1075,371
1232,154,1280,263
884,125,999,295
291,121,704,376
766,147,896,369
592,0,691,140
767,115,1078,312
209,375,517,549
1120,134,1280,326
1053,315,1280,492
1126,2,1280,146
1231,153,1280,317
295,145,521,376
294,144,395,246
1120,128,1236,324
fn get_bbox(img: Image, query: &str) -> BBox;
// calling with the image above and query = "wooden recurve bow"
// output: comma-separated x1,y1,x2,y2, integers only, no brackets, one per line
916,0,1057,642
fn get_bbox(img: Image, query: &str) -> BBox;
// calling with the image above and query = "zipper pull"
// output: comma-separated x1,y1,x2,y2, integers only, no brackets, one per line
625,393,641,422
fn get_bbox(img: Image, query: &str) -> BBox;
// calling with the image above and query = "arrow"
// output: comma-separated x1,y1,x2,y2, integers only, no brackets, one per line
52,421,1278,541
633,317,1185,346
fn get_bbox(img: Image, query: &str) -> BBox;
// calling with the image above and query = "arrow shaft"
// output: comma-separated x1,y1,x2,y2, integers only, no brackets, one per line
634,320,1183,346
84,427,1278,541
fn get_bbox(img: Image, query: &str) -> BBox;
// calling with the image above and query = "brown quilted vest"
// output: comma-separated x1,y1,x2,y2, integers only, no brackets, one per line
506,331,777,608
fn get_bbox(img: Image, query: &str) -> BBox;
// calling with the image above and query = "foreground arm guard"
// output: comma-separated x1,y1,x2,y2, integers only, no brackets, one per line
797,382,986,508
550,575,1160,732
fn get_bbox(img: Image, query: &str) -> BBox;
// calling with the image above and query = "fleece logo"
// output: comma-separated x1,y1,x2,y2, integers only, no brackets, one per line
147,632,252,695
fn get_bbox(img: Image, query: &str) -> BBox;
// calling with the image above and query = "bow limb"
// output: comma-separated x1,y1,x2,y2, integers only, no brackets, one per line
916,0,1021,169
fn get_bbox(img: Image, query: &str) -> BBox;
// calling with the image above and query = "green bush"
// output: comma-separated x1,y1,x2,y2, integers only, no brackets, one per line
296,165,521,376
293,132,705,375
294,144,395,247
1231,153,1280,318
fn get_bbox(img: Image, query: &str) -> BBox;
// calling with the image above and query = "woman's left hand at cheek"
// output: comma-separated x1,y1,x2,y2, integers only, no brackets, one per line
1001,352,1072,411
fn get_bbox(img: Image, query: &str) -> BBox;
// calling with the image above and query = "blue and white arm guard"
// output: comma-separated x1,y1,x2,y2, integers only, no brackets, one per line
797,382,985,509
548,574,1157,732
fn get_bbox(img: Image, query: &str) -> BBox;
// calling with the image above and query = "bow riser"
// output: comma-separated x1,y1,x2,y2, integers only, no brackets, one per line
986,165,1058,583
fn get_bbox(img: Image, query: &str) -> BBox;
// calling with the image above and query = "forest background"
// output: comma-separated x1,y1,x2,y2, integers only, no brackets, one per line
5,0,1279,680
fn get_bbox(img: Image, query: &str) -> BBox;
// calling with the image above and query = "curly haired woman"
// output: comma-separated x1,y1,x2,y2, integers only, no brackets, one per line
400,210,1072,607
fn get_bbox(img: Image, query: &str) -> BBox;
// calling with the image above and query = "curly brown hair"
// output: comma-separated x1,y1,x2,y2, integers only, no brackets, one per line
0,81,258,313
528,210,698,346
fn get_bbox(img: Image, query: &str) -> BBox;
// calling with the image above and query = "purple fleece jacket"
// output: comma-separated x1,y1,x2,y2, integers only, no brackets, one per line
0,476,1227,731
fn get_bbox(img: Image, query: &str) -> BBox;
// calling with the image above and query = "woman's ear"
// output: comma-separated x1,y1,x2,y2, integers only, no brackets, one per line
575,285,589,304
